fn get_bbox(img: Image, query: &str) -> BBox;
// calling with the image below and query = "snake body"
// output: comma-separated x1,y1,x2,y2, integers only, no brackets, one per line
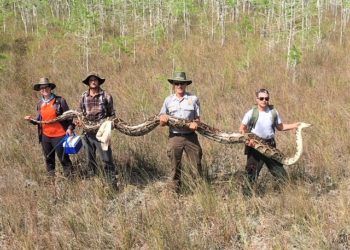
30,110,311,165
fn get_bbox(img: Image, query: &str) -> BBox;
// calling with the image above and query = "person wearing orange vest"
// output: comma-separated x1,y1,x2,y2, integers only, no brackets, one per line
24,77,74,178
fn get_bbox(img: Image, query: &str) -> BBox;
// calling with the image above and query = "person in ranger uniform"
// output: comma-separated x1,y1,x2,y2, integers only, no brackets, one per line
159,72,203,193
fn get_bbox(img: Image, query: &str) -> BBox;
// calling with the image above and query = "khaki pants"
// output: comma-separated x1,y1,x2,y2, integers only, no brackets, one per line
166,133,203,190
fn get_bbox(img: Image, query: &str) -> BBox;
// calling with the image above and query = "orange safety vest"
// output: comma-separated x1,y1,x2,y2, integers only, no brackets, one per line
40,99,66,137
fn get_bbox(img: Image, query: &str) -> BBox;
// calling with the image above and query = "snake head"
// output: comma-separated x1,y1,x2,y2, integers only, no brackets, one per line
298,122,312,129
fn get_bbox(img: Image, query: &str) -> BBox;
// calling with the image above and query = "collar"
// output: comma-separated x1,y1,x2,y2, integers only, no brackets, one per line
41,94,55,103
87,88,104,97
171,92,189,101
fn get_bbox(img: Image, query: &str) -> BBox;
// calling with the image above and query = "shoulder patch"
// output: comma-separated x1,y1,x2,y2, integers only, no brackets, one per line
187,98,193,105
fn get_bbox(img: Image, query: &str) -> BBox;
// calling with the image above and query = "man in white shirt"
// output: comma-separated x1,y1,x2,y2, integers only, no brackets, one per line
239,88,299,193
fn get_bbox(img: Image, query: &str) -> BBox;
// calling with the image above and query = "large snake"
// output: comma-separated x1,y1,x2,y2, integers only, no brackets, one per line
30,110,311,165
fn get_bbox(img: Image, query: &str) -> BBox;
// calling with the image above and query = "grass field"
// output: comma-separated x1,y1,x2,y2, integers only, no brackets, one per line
0,1,350,249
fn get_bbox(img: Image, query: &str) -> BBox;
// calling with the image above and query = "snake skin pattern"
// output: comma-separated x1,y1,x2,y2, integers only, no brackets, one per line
30,110,311,165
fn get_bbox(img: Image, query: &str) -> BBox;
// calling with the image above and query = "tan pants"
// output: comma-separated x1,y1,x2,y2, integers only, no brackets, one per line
166,133,203,190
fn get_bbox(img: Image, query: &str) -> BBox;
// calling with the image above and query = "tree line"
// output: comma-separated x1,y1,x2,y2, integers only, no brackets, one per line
1,0,350,69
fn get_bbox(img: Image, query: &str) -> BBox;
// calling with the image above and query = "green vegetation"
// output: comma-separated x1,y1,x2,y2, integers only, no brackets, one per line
0,0,350,248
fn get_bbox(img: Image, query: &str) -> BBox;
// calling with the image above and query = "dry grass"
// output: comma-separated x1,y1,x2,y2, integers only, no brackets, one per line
0,20,350,249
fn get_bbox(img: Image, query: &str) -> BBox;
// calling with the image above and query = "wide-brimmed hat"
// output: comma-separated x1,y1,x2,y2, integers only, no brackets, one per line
82,72,105,85
167,72,192,85
33,77,56,91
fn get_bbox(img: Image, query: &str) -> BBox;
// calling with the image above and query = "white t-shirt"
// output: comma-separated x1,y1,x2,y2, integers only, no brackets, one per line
242,107,282,139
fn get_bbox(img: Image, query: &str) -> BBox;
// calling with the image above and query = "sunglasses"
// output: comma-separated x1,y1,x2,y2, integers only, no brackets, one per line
174,82,187,86
39,85,50,90
258,97,269,101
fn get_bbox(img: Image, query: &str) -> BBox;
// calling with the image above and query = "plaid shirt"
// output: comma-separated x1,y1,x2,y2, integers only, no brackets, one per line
79,89,115,122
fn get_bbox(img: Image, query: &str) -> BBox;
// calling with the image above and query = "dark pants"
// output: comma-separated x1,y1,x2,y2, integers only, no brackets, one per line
166,133,203,191
82,132,116,183
41,135,73,177
245,139,288,184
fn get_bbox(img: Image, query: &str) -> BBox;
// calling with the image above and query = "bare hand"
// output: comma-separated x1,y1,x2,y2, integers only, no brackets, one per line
246,139,255,147
24,115,33,121
159,115,169,126
292,122,300,133
189,122,198,131
74,119,83,127
66,128,74,136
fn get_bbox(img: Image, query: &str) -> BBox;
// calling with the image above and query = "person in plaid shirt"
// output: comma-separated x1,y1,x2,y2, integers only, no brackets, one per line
78,72,117,188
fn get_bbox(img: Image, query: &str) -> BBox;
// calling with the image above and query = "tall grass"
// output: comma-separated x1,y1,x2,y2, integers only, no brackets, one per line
0,2,350,249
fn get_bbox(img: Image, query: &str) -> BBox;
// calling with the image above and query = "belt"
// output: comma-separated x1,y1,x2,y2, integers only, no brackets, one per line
169,132,195,137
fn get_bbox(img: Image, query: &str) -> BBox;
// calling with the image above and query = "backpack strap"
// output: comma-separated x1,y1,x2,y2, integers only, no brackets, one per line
36,100,42,112
247,106,259,132
54,95,63,115
81,91,88,116
271,107,278,130
247,105,277,132
99,91,107,117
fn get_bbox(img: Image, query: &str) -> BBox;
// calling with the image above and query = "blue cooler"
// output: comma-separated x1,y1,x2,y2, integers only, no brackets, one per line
63,135,83,154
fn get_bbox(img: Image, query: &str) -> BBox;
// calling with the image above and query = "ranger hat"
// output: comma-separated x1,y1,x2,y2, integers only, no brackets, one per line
167,72,192,85
82,72,105,85
33,77,56,91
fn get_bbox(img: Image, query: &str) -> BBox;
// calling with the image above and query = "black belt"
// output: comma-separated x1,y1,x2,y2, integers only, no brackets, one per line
169,132,195,137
